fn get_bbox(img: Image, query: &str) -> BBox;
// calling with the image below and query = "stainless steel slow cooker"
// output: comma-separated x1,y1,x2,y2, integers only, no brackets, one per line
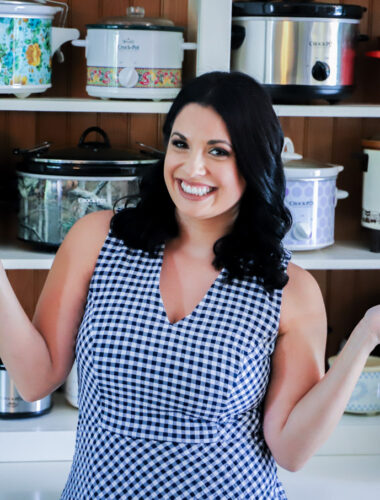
72,6,196,100
282,139,348,250
231,0,366,102
14,126,159,249
0,358,52,418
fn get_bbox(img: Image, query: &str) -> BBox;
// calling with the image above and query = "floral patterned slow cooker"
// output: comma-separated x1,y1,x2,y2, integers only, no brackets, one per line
0,0,79,97
283,158,349,251
72,6,196,100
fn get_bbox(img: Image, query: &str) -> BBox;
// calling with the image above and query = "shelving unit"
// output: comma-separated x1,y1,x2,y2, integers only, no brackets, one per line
0,3,379,492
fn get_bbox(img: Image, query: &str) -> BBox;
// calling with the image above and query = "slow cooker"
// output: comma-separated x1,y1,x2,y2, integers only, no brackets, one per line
0,0,79,98
360,138,380,252
282,139,348,250
14,126,159,249
231,0,366,103
0,358,52,418
72,6,196,100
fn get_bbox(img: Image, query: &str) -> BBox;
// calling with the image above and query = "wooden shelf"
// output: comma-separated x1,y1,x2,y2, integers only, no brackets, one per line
1,238,379,270
1,98,380,117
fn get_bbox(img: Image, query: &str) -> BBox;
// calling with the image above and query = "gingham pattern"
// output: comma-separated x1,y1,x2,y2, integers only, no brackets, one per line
61,231,291,499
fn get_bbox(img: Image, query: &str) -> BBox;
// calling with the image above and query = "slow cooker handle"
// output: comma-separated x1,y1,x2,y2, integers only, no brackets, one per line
78,127,111,149
231,25,246,51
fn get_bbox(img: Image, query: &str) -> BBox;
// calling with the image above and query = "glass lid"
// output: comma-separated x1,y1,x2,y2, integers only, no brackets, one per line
87,6,184,32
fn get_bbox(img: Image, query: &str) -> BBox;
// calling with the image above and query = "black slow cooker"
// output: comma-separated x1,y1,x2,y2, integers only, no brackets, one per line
14,127,159,249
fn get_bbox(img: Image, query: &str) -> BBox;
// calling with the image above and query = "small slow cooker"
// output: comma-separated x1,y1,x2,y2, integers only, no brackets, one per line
361,138,380,252
282,140,348,250
231,0,366,103
0,358,52,418
72,6,196,100
0,0,79,98
14,126,159,249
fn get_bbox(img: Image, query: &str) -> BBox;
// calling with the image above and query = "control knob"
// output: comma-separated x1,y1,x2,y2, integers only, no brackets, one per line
311,61,330,81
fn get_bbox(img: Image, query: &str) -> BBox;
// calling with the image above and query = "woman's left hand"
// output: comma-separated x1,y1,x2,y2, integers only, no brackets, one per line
362,304,380,347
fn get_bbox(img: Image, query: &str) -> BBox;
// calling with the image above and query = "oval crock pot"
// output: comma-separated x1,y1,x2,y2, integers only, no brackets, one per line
283,157,348,251
0,358,52,418
15,126,159,249
231,0,366,103
72,6,196,100
0,0,79,98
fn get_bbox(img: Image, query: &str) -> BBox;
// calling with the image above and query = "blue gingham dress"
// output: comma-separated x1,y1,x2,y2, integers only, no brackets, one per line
61,230,291,499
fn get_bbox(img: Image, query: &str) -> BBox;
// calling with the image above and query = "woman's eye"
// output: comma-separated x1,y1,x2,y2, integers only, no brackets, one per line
209,147,230,157
171,139,187,149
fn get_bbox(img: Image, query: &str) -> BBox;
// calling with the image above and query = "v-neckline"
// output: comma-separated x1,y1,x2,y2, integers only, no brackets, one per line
157,243,224,327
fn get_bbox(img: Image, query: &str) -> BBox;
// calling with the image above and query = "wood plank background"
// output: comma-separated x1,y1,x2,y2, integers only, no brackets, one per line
1,0,380,361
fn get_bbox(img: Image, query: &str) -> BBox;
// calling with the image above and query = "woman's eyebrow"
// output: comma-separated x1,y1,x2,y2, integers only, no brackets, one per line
171,131,232,148
171,131,187,140
207,139,232,148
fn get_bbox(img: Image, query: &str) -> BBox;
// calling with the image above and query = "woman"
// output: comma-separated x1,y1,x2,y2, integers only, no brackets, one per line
0,71,379,499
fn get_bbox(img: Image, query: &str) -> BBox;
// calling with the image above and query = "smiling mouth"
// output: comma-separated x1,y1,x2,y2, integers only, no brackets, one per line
177,179,217,199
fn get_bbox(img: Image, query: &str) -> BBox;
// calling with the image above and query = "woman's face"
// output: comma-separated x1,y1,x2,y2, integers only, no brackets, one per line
164,103,246,224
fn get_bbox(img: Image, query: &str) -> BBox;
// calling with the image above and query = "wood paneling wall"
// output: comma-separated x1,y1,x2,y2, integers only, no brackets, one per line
2,0,380,361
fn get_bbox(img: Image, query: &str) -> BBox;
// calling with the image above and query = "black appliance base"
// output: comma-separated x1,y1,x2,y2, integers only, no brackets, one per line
368,228,380,253
264,84,354,104
0,404,52,419
18,237,60,252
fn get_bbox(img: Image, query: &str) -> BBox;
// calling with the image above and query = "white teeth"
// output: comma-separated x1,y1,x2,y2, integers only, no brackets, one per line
180,180,213,196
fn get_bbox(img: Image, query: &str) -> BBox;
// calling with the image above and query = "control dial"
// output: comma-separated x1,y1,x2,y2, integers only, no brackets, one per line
311,61,330,82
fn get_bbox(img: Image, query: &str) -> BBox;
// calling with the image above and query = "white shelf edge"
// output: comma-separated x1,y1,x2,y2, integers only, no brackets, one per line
0,240,379,270
1,98,380,117
0,391,379,462
0,97,173,113
274,104,380,118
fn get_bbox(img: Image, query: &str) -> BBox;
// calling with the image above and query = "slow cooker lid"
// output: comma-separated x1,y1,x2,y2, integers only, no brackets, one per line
0,0,61,16
284,158,344,178
87,6,184,32
16,126,160,176
232,1,365,20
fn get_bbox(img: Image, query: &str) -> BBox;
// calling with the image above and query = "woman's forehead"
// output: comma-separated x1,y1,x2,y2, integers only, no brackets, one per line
172,103,231,141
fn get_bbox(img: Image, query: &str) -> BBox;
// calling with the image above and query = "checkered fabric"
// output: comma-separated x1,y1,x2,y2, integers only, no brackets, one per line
61,231,291,499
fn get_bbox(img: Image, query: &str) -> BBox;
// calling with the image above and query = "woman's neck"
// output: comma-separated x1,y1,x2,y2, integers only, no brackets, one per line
171,211,235,260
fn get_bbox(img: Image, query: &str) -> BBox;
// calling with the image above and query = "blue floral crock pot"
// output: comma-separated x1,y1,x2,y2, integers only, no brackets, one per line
0,1,79,97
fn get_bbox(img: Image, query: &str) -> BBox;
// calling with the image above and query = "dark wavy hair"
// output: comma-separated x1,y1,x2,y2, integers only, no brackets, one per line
111,71,292,292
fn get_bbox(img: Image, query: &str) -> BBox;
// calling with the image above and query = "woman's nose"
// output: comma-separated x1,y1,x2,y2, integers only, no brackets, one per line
184,151,207,177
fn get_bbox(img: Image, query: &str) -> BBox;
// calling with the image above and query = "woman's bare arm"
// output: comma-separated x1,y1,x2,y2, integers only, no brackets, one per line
263,263,379,472
0,210,113,402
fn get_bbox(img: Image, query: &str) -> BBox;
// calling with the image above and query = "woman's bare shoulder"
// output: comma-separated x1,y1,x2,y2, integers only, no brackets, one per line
279,262,326,335
56,209,114,274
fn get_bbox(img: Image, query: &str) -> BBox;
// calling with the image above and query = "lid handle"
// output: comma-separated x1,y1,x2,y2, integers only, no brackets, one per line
78,127,111,150
126,6,145,18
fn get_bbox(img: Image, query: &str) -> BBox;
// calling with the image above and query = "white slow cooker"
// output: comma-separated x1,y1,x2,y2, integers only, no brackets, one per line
72,6,196,100
282,139,348,251
361,138,380,252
